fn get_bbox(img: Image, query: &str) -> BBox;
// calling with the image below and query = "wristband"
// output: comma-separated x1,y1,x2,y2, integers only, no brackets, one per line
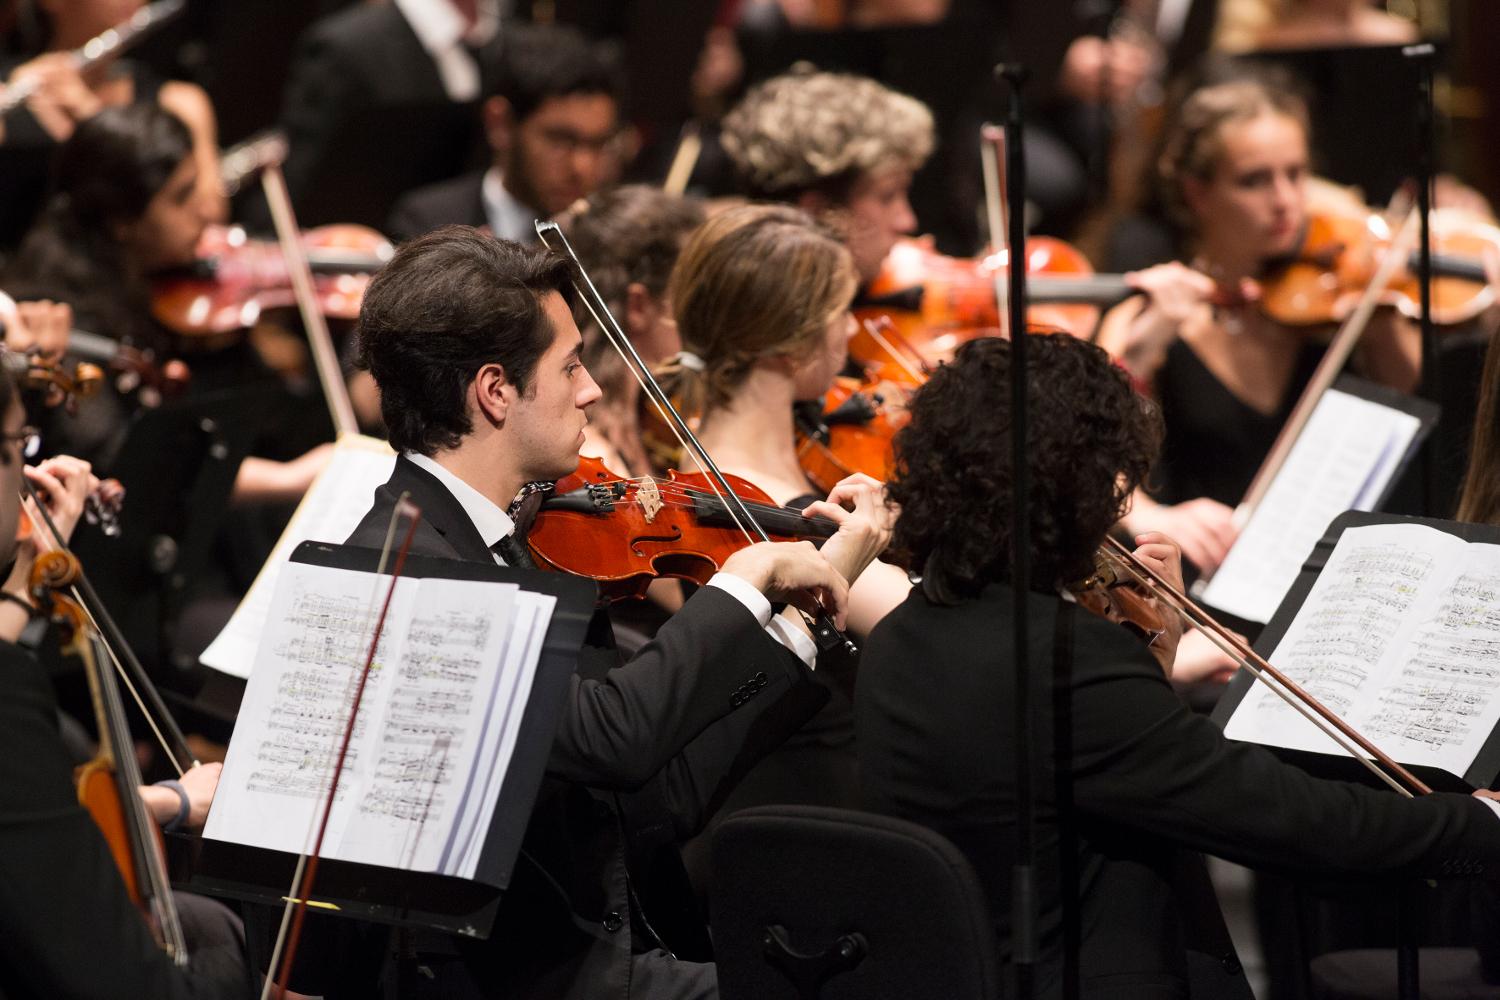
0,591,36,618
154,778,191,832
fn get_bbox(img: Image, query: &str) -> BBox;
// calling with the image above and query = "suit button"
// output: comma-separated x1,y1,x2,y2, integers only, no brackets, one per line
730,693,743,707
1221,953,1242,975
602,911,624,932
755,671,768,685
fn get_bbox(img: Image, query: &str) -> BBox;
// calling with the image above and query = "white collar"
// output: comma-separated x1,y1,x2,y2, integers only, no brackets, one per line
405,451,515,550
481,166,541,245
391,0,501,102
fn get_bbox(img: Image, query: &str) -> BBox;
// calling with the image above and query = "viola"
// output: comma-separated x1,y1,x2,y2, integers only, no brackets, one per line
151,223,394,340
1256,205,1500,327
527,455,838,601
1070,550,1171,671
854,236,1135,366
30,548,189,962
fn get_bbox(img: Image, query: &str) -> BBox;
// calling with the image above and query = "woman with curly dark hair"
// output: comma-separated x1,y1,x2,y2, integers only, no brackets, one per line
856,333,1500,999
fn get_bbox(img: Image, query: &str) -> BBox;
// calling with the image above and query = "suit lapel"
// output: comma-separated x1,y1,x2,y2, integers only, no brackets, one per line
388,455,494,562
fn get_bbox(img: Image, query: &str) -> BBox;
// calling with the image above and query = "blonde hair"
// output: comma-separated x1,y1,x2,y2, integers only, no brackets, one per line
658,204,857,418
1158,77,1309,230
721,70,935,200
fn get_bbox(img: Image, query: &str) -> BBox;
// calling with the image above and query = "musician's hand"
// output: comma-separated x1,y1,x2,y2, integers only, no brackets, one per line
1130,531,1186,673
1122,495,1237,575
9,53,101,142
3,299,71,359
722,540,850,630
179,761,222,829
1171,626,1240,686
1059,35,1153,106
1473,789,1500,803
24,455,97,545
802,473,895,585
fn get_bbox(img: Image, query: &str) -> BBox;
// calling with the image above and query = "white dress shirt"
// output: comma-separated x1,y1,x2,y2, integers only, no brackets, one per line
480,166,540,245
391,0,501,103
405,452,818,667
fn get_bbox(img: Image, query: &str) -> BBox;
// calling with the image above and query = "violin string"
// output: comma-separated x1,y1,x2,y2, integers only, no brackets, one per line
561,477,833,528
1100,544,1413,797
539,221,851,650
551,242,758,546
17,482,187,774
858,317,928,385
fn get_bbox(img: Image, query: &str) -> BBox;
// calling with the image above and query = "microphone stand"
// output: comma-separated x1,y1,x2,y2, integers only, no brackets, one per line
999,62,1042,1000
1399,42,1437,1000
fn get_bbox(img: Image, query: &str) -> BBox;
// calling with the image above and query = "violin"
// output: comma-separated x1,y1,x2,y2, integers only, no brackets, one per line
854,236,1135,367
30,548,188,962
1070,548,1171,670
1256,205,1500,327
794,374,912,495
527,455,838,600
151,223,394,340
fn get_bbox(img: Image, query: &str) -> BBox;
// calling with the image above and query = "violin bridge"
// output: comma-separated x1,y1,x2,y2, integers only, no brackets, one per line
636,479,664,523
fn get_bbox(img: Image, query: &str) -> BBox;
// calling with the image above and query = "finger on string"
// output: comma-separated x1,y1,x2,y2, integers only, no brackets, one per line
799,500,849,524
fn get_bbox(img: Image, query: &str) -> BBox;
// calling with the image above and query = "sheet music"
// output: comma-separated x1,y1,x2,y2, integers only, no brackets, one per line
1223,523,1500,776
1200,389,1422,624
205,560,551,877
201,435,396,678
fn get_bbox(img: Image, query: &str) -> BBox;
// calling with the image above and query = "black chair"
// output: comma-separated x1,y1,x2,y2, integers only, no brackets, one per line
710,805,1002,1000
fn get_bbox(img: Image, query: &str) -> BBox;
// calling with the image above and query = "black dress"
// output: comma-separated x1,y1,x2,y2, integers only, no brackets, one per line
1152,337,1325,507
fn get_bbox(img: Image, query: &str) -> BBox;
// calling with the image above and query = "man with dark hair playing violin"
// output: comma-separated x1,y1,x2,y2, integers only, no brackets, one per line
856,332,1500,999
342,225,891,1000
0,366,252,999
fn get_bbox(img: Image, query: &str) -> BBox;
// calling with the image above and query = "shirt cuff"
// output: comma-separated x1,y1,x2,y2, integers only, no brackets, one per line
706,572,818,669
1480,798,1500,823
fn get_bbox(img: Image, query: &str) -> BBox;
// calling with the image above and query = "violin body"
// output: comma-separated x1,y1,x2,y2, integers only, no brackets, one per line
854,236,1108,366
528,455,837,601
151,223,393,338
1260,207,1500,327
794,375,912,495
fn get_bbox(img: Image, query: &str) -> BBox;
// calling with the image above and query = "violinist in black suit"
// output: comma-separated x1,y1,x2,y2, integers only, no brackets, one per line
342,226,891,999
854,333,1500,999
385,25,624,245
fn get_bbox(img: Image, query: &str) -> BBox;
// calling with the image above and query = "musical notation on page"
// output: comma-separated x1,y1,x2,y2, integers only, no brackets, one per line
1224,523,1500,778
204,561,555,879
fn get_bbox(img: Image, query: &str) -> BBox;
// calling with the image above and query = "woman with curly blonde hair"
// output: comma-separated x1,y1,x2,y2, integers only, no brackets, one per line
720,69,934,284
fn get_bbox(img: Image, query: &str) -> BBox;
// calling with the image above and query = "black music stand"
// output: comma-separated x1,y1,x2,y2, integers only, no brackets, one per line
188,540,596,936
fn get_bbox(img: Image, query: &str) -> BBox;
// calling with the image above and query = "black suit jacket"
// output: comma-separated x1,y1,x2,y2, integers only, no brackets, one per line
344,456,825,998
856,583,1500,999
385,172,488,244
273,5,489,229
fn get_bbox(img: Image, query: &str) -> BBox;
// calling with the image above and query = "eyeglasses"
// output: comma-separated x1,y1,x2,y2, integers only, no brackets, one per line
534,125,624,159
2,427,40,460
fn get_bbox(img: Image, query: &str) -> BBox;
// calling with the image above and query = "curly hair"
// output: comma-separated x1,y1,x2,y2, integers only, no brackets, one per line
888,334,1163,604
1158,77,1308,231
658,203,856,418
720,70,935,201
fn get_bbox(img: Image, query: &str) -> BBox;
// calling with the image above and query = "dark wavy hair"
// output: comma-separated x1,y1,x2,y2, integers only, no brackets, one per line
2,103,192,351
488,24,624,121
888,334,1163,604
355,227,574,456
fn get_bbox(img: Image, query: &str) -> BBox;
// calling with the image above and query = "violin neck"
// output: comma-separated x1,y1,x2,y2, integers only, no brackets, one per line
306,249,389,275
691,490,839,539
1025,274,1136,307
1417,250,1487,285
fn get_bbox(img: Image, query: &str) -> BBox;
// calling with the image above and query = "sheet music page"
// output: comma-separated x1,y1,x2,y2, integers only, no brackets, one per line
335,577,517,873
1200,390,1422,623
204,561,415,856
1223,523,1500,775
200,434,396,679
206,561,544,875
